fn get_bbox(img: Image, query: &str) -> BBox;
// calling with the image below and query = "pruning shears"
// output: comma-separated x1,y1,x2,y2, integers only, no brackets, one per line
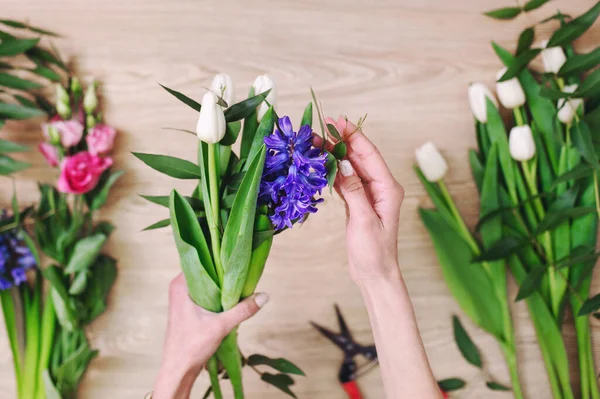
311,305,379,399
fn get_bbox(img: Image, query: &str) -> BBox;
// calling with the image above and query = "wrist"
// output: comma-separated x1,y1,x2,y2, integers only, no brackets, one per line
354,262,403,292
153,354,202,399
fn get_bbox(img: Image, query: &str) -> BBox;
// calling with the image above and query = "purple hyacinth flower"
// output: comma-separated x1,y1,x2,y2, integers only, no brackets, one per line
0,212,37,290
259,116,328,230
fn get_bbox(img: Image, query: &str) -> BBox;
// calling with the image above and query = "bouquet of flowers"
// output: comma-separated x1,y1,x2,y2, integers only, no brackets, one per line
1,75,121,399
416,2,600,398
0,19,66,175
137,74,346,398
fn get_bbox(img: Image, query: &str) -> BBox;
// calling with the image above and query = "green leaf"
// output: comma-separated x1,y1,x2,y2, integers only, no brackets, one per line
132,152,202,179
85,170,124,211
220,120,242,146
559,47,600,77
300,102,313,128
497,49,541,82
247,354,305,376
221,146,267,310
419,208,504,337
240,94,259,160
29,65,62,82
0,102,44,120
326,123,342,141
81,255,117,322
245,106,274,170
69,271,88,295
224,89,271,123
331,141,347,159
26,47,67,71
64,234,107,274
216,332,244,398
468,149,484,192
452,315,482,368
169,190,221,312
578,294,600,316
536,207,596,235
326,152,337,192
43,265,77,331
0,38,40,57
551,163,593,189
0,19,60,37
523,0,550,11
161,127,195,135
158,83,201,112
0,138,28,153
540,12,572,23
484,7,522,20
486,381,511,391
571,68,600,98
0,154,30,175
515,265,547,301
42,370,62,399
547,2,600,47
0,72,42,90
516,27,535,55
261,373,297,398
438,378,466,392
472,237,526,262
141,194,203,209
142,218,171,231
485,98,517,200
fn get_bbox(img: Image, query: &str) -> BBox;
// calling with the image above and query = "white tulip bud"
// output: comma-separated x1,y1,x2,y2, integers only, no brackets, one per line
210,73,235,106
540,40,567,74
415,141,448,182
196,92,226,144
252,74,276,121
557,84,583,125
468,82,498,123
509,125,536,162
496,68,526,109
83,82,99,114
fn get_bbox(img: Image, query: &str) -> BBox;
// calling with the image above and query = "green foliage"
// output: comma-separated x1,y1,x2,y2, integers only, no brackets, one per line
452,316,483,368
438,378,466,392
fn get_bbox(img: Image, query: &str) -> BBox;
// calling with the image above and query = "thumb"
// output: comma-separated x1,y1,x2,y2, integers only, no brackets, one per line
337,160,375,221
219,293,269,333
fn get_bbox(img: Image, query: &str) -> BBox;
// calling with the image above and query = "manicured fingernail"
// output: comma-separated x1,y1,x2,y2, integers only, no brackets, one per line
339,160,354,177
254,293,270,308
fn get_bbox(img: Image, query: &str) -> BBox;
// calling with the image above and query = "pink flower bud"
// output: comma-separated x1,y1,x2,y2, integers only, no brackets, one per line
38,143,59,167
86,124,117,155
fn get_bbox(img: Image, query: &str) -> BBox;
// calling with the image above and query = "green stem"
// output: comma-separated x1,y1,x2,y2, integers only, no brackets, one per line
437,180,480,255
514,107,525,127
500,343,525,399
22,283,41,399
208,143,224,285
36,291,55,399
538,335,564,399
1,288,22,397
594,172,600,221
576,318,591,399
207,356,223,399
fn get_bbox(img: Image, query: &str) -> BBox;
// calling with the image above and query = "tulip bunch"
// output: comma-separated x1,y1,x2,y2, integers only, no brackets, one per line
1,76,122,399
137,74,342,398
416,2,600,398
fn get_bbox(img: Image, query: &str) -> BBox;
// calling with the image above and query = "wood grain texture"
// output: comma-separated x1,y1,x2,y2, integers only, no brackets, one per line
0,0,599,397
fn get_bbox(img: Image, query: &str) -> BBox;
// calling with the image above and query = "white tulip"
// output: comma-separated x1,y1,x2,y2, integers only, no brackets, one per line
415,141,448,182
210,73,235,106
252,74,276,121
557,84,583,125
540,40,567,74
496,68,526,109
196,92,226,144
509,125,536,162
468,82,498,123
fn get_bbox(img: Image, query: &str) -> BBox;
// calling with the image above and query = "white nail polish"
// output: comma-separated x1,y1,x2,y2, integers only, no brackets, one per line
339,160,354,177
254,293,270,308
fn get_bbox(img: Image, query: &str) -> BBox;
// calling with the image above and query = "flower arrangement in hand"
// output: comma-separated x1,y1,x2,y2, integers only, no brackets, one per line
416,2,600,398
136,74,350,398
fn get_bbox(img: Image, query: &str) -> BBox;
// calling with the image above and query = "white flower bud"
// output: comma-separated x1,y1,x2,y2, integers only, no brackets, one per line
210,73,235,106
415,141,448,182
55,84,71,119
83,82,99,114
196,92,226,144
509,125,536,162
252,74,276,121
496,68,526,109
540,40,567,74
468,82,498,123
557,84,583,125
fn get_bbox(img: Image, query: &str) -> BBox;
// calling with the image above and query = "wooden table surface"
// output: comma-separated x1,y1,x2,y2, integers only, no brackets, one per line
1,0,599,397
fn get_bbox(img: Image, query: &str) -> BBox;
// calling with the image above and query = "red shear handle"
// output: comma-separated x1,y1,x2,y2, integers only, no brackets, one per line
342,381,363,399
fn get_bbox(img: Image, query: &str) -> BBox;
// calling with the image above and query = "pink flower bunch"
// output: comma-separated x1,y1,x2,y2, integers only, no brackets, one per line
39,117,116,194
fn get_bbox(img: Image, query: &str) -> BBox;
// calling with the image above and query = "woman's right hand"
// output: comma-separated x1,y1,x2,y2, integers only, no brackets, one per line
326,117,405,284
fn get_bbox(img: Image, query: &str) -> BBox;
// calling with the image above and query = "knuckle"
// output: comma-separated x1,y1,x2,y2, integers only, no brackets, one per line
393,182,405,202
344,179,364,194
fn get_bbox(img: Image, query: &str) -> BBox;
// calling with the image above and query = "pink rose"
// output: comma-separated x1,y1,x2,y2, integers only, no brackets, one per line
86,124,117,155
57,151,113,194
38,143,59,167
42,120,84,148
